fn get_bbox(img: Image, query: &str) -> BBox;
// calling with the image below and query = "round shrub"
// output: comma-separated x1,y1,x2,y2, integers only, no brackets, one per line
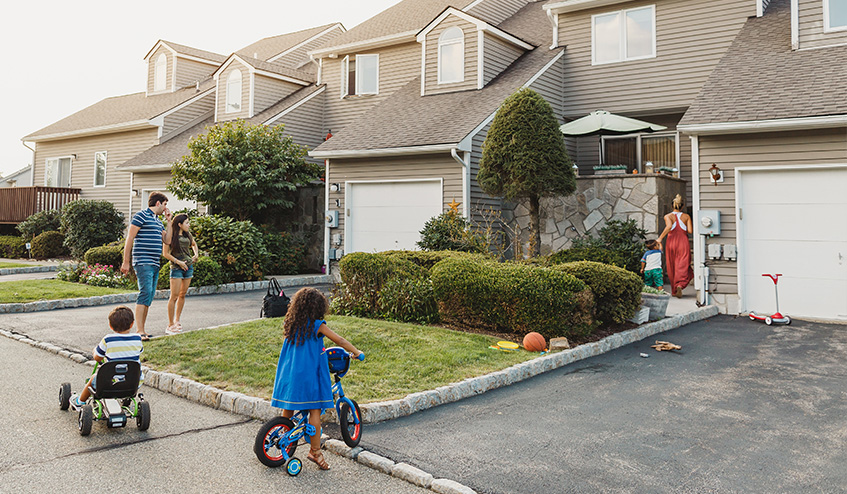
381,250,490,271
84,244,124,269
17,209,62,241
192,215,268,282
60,200,125,259
416,210,486,253
0,235,27,258
551,261,642,326
158,256,224,289
30,231,68,259
333,252,428,318
431,257,595,340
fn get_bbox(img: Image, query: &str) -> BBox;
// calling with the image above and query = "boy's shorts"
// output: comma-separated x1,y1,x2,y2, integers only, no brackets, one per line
644,268,663,289
134,264,158,306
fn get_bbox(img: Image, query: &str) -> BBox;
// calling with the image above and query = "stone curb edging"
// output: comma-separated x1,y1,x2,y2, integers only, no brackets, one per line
0,274,334,314
0,265,61,275
0,305,718,494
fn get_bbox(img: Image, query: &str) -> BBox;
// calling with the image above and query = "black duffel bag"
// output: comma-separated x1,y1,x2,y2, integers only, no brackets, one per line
261,278,290,318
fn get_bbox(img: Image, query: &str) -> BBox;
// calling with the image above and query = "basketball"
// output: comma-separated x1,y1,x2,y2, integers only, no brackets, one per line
522,332,546,352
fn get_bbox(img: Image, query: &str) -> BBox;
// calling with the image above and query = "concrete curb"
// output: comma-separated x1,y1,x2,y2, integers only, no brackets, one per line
0,274,334,314
0,265,61,275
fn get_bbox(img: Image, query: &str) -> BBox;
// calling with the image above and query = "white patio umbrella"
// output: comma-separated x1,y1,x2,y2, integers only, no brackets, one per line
559,110,667,136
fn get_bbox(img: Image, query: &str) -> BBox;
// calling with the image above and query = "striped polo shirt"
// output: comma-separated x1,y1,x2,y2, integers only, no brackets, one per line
94,332,143,362
131,208,164,266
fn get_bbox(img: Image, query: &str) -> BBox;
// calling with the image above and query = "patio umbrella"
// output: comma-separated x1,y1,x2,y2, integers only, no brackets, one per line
559,110,667,137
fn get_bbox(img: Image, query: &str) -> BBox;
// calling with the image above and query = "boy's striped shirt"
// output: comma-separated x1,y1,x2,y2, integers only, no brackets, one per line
131,208,164,266
94,333,143,362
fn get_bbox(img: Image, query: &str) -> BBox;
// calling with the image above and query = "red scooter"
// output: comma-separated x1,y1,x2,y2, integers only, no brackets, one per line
749,273,791,325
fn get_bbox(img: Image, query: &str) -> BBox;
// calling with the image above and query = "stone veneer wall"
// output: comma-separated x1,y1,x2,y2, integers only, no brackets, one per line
277,184,325,271
503,174,686,256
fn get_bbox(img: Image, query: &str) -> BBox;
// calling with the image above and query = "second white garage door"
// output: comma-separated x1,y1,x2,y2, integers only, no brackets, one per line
346,180,443,253
739,166,847,321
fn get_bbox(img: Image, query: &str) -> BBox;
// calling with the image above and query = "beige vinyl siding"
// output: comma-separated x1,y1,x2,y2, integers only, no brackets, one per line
272,26,344,69
32,128,159,221
469,122,504,225
697,128,847,294
322,42,420,134
798,0,847,49
556,0,755,117
526,53,564,120
482,33,525,86
216,61,251,121
326,154,463,234
174,58,217,89
425,16,479,95
253,75,302,115
147,47,174,95
466,0,531,25
162,93,215,136
270,90,326,164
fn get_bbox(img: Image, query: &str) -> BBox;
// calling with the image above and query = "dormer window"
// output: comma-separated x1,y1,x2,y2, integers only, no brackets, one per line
226,70,242,113
592,5,655,65
341,54,379,97
824,0,847,31
154,53,167,92
438,27,465,84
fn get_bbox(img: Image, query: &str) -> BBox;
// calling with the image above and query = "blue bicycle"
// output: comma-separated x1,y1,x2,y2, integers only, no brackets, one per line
254,347,364,475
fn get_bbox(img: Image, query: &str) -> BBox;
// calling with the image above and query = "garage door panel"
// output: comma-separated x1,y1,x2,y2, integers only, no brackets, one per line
744,239,846,281
350,182,441,207
744,204,847,241
742,170,847,204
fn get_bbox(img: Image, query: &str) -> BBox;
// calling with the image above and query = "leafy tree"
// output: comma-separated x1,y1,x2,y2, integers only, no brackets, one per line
169,120,322,222
478,88,576,257
417,205,486,253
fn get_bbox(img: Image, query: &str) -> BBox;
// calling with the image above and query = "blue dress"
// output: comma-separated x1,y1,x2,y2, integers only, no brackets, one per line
271,319,333,411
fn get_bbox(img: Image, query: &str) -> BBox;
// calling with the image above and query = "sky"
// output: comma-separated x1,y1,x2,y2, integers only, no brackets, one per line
0,0,400,179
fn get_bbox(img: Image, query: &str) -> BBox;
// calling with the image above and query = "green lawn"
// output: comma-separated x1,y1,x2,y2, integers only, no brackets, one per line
0,280,133,304
142,315,539,403
0,262,34,268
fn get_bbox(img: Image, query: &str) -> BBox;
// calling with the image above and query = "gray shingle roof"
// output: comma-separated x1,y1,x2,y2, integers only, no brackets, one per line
679,0,847,126
159,40,228,64
232,56,317,83
23,79,217,140
237,23,341,62
313,1,554,154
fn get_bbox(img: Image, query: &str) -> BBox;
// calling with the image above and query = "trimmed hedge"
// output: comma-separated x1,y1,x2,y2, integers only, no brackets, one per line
192,215,268,282
431,257,595,340
380,250,490,271
551,261,642,325
547,245,627,269
84,244,124,269
17,209,62,241
0,235,27,258
30,231,68,259
157,256,224,289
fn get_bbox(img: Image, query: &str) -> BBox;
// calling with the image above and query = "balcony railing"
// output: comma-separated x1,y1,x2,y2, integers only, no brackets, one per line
0,186,82,224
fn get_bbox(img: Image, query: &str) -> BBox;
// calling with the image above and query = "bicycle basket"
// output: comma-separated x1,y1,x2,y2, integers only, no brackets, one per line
325,347,350,377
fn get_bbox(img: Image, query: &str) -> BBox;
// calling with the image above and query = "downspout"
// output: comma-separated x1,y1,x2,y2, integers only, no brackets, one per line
690,135,706,305
22,141,35,186
323,159,331,273
450,148,470,219
790,0,799,50
546,9,559,50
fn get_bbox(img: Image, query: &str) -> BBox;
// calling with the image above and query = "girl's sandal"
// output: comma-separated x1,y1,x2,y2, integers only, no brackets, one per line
307,448,330,470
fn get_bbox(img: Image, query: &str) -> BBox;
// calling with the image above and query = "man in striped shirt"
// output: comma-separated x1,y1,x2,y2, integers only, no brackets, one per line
121,191,172,341
69,306,143,408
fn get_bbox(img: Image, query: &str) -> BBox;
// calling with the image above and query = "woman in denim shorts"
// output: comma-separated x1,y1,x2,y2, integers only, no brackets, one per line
162,214,199,335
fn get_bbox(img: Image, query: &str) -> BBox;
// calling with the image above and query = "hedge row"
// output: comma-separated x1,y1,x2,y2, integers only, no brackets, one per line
0,236,27,258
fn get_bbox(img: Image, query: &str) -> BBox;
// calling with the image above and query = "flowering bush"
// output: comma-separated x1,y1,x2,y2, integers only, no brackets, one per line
75,263,135,289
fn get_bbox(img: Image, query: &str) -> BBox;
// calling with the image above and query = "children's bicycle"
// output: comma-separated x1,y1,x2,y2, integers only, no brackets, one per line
253,347,365,475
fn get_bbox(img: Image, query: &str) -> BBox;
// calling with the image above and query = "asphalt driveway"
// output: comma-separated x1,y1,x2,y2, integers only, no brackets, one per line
358,316,847,493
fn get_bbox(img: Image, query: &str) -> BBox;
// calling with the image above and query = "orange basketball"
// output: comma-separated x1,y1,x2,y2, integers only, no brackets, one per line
522,332,546,352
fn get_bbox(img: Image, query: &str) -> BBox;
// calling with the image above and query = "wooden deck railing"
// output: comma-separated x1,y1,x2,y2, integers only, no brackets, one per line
0,186,82,224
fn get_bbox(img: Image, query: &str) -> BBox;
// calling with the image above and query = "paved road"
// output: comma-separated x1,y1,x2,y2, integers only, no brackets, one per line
0,335,428,493
361,316,847,494
0,271,56,281
0,285,331,356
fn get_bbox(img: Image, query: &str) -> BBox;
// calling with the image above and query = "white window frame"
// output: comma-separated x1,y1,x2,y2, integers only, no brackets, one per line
824,0,847,32
226,69,242,113
591,5,656,65
44,156,73,188
340,55,350,98
154,53,167,92
354,54,379,95
600,131,677,172
438,27,465,84
93,151,107,187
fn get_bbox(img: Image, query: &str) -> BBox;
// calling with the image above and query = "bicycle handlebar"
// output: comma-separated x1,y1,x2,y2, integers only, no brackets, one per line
357,352,365,362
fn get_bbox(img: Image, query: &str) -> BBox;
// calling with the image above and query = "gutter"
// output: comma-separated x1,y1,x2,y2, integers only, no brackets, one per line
678,115,847,135
310,143,468,159
25,120,158,142
308,30,418,59
450,148,471,219
21,141,35,186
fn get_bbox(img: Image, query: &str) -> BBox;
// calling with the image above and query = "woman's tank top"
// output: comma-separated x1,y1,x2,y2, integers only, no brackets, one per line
670,211,688,232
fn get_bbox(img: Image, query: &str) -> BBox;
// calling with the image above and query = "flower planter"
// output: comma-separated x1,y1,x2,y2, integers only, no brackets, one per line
594,168,627,176
628,305,650,324
641,292,671,321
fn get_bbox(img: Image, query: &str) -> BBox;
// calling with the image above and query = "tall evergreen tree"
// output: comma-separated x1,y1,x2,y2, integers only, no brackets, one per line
478,88,576,257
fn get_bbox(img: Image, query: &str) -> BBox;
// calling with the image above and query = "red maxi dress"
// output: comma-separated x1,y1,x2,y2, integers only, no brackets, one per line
666,212,694,293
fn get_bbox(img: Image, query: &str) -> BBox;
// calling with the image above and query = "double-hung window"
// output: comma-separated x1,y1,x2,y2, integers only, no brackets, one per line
45,157,72,188
226,69,242,113
824,0,847,31
154,53,167,92
94,151,107,187
592,5,655,64
438,27,465,84
341,54,379,97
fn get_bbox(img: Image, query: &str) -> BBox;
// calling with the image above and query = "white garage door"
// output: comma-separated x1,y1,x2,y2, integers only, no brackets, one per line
739,167,847,321
141,190,197,215
347,180,442,253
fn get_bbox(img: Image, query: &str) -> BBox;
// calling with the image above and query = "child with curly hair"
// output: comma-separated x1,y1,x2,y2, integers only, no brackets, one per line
271,287,362,471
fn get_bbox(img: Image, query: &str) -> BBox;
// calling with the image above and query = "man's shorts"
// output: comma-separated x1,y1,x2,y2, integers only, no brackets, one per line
644,268,663,289
170,264,194,279
134,264,159,306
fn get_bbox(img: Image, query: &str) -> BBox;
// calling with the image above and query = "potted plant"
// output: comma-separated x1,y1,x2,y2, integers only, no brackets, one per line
658,166,678,177
593,164,628,176
641,285,671,321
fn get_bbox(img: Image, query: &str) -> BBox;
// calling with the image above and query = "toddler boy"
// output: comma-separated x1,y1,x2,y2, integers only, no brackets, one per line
641,240,664,289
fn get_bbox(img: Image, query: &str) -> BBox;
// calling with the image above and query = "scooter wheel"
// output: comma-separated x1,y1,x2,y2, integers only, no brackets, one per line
784,316,791,325
765,316,773,326
285,457,302,476
749,313,756,321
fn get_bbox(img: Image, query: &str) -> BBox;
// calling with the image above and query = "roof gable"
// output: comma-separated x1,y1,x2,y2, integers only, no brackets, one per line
237,23,344,62
416,6,534,49
144,40,226,65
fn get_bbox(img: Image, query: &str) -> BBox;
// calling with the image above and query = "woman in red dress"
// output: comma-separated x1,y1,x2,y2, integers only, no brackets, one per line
658,194,694,297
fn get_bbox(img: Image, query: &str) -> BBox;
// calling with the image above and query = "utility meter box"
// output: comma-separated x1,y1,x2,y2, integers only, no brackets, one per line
325,210,339,228
698,210,721,236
